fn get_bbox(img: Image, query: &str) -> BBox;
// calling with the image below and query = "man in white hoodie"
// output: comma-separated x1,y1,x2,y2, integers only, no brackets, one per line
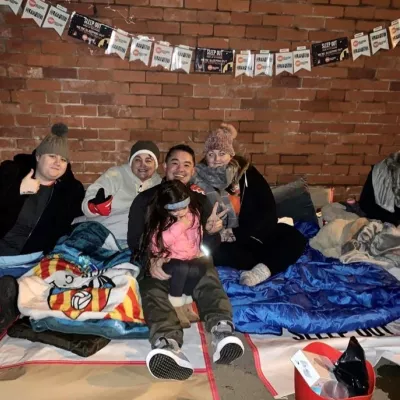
80,141,162,241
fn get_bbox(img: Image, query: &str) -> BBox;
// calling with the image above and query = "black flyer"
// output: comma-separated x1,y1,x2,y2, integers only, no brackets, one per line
194,48,234,74
68,13,113,49
311,37,349,67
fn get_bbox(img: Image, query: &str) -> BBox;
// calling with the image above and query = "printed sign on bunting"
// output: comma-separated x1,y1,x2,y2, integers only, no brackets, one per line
0,0,23,15
388,20,400,48
22,0,49,27
351,33,371,60
151,43,173,70
254,51,274,76
42,5,70,36
235,51,254,77
293,47,311,73
171,46,193,73
275,50,293,75
129,36,152,65
106,30,131,60
369,26,389,55
311,37,349,66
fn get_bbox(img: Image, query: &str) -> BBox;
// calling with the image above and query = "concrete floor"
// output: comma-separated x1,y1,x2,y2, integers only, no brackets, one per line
208,333,400,400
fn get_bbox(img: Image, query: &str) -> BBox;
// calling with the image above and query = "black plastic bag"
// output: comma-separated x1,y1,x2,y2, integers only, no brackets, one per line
333,336,369,397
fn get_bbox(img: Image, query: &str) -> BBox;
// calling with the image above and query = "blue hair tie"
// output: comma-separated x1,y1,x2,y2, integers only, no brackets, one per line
164,197,190,211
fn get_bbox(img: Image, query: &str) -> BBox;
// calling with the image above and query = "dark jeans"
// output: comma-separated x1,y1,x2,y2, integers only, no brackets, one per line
139,256,232,347
213,223,307,275
162,257,208,297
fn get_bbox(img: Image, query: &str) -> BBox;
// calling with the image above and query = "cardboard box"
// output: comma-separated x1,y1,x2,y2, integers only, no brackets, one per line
291,350,337,391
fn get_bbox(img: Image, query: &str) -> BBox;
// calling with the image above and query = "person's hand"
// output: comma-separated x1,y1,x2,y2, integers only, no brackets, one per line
220,228,236,243
206,202,229,234
88,188,113,216
149,257,171,280
20,169,40,195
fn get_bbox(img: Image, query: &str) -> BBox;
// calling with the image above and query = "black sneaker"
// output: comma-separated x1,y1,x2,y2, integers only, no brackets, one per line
0,276,19,335
146,337,194,381
211,321,244,364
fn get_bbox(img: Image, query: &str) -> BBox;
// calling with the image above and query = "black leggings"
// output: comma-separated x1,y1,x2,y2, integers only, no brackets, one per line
162,257,209,297
212,223,307,275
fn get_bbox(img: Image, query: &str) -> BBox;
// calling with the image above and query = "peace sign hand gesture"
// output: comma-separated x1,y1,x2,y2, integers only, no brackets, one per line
205,202,228,234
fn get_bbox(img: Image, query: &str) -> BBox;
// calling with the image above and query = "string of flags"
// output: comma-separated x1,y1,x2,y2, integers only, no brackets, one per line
1,0,400,77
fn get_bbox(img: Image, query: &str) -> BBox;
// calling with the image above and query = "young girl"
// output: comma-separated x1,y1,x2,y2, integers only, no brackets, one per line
140,180,209,328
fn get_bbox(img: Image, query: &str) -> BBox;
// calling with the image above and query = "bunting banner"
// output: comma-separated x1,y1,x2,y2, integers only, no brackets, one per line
42,5,69,36
68,13,112,49
351,33,371,60
388,20,400,49
129,36,152,65
4,0,400,77
171,46,193,74
106,30,130,60
254,51,274,77
151,42,173,70
370,26,389,55
21,0,49,27
235,51,254,77
275,50,293,75
293,47,311,73
0,0,23,15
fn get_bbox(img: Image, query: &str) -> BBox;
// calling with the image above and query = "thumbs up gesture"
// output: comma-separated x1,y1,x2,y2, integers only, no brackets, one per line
205,202,228,234
20,169,40,195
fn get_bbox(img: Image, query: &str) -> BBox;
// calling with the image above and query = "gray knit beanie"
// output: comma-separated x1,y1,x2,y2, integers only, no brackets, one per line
129,141,160,168
36,123,69,160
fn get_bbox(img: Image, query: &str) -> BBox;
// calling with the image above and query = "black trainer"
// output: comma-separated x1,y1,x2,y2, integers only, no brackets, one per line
211,320,244,364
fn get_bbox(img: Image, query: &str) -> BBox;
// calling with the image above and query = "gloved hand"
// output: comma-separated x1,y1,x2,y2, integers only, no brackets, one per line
88,188,113,216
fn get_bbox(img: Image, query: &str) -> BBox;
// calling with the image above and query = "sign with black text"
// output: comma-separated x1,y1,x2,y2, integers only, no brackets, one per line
311,37,349,66
194,48,234,74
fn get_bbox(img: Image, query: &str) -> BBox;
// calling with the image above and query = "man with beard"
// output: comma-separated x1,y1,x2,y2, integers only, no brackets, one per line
81,141,162,241
128,144,244,381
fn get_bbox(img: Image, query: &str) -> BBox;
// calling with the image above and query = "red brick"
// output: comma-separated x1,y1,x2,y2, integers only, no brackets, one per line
15,115,48,127
218,0,249,11
317,90,346,101
163,108,194,119
331,0,359,4
214,25,245,37
210,98,241,108
181,23,213,35
0,91,10,102
341,113,370,123
345,91,375,102
83,141,116,152
325,19,355,31
163,84,193,96
329,101,357,112
12,91,46,103
246,26,276,39
300,123,355,134
361,0,390,6
270,122,300,134
312,5,344,17
197,10,230,23
41,42,78,55
147,21,180,34
356,20,384,32
112,71,145,82
180,120,210,131
301,101,330,112
63,105,97,116
180,98,209,109
197,38,230,48
150,0,182,6
7,65,42,79
262,15,294,27
129,6,163,19
0,78,25,90
341,135,368,144
336,155,364,164
0,115,15,126
43,67,77,79
26,79,61,91
30,104,62,115
281,4,314,15
344,6,375,18
162,131,193,142
293,16,325,29
130,83,162,95
193,109,224,120
194,85,226,97
164,8,197,21
230,12,262,25
278,28,308,41
186,0,216,9
251,2,282,13
148,119,179,130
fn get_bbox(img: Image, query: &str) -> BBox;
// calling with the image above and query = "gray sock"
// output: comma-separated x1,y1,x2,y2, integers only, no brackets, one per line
239,263,271,287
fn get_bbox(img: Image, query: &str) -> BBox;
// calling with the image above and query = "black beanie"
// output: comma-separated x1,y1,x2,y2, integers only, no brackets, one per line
129,141,160,168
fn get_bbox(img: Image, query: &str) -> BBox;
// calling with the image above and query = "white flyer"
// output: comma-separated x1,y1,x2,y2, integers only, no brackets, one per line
129,36,152,65
106,30,131,60
21,0,49,27
151,43,173,70
42,5,70,36
275,50,293,75
369,27,389,55
254,51,274,77
171,46,193,74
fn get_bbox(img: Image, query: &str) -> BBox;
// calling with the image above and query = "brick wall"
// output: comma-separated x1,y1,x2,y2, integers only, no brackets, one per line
1,0,400,200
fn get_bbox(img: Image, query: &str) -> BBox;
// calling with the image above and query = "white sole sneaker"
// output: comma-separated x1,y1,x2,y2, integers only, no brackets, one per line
213,336,244,364
146,348,194,381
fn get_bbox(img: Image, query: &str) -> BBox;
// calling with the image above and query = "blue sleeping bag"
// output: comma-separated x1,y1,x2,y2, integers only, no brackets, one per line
218,222,400,334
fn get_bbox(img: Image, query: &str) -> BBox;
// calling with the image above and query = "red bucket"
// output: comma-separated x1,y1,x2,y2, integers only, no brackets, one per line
294,342,375,400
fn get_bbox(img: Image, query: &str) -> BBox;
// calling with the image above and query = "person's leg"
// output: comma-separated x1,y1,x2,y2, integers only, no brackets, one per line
212,242,257,270
139,275,193,380
192,257,244,364
0,276,19,335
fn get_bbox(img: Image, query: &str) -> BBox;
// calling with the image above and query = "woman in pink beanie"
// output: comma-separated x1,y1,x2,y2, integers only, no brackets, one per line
192,123,307,286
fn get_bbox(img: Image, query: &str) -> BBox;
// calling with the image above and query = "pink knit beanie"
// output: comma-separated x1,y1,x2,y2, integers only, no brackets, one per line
204,125,238,156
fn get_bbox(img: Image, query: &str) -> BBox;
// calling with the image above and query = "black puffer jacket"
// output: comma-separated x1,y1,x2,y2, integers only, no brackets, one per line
0,153,84,255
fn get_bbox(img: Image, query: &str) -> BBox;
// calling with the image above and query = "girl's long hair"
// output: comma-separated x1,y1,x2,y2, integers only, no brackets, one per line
139,180,203,262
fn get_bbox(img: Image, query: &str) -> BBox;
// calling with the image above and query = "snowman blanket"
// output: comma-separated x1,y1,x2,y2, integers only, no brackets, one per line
18,222,145,324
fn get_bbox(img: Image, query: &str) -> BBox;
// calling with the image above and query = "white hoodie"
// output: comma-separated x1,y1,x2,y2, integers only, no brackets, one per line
77,164,161,239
